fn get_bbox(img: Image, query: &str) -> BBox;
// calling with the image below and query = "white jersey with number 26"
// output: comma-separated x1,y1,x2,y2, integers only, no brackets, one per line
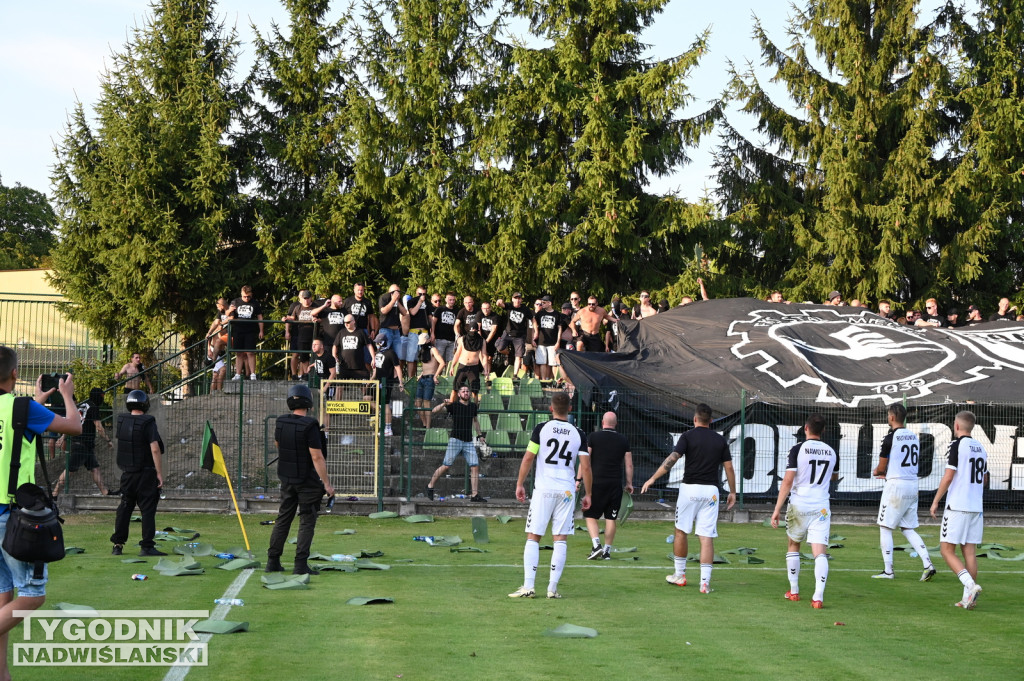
527,419,588,491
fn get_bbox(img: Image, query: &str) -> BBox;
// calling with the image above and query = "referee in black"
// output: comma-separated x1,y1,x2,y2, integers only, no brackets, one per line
583,411,633,560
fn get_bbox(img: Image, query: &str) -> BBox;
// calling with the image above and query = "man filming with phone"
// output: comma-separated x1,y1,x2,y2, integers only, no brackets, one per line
0,346,83,680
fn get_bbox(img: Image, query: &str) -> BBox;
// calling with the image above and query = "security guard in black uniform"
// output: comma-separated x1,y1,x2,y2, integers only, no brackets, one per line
266,385,334,575
110,390,166,556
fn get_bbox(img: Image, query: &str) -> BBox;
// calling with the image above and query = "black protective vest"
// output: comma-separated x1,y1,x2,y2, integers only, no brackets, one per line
116,413,156,471
276,414,317,484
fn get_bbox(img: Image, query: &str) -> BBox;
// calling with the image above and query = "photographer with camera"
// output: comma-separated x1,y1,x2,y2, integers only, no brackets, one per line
0,347,83,680
110,390,166,557
266,385,334,575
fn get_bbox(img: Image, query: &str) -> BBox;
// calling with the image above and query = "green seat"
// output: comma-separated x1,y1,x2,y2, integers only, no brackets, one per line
485,430,510,449
495,412,523,432
436,375,453,395
507,393,532,413
493,377,515,397
404,377,417,397
519,378,543,398
514,430,531,449
501,364,516,378
423,428,449,450
524,411,550,432
478,391,504,412
477,414,494,433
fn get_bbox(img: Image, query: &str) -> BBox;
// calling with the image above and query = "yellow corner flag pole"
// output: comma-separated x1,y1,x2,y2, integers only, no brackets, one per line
202,421,251,552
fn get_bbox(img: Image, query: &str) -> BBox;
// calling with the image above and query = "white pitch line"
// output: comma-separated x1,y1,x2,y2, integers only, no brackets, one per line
162,567,255,681
386,563,1024,574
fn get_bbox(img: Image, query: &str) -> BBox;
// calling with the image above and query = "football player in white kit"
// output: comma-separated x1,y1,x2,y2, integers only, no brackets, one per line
871,404,936,581
508,392,592,599
771,414,838,609
930,410,987,609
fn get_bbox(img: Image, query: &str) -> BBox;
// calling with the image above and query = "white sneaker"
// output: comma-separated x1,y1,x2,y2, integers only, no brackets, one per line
384,425,393,437
249,373,257,380
546,590,562,599
232,374,241,381
665,573,687,587
920,567,937,582
871,571,895,579
964,583,982,610
508,586,535,598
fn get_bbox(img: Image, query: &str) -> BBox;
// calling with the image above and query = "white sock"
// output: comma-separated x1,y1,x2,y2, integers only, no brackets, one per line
591,536,601,549
523,540,539,589
700,563,712,587
957,568,975,590
879,526,894,573
673,555,687,577
812,554,829,602
603,544,612,553
548,540,567,592
786,552,801,593
901,529,932,568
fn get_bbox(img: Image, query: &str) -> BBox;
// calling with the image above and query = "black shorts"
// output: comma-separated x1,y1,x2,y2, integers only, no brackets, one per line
67,445,100,472
582,481,623,521
337,368,370,380
453,364,482,393
496,334,526,358
579,332,604,352
289,332,314,356
231,327,259,351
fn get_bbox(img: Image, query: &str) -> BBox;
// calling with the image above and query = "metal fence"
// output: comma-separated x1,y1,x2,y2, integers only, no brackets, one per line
0,294,111,380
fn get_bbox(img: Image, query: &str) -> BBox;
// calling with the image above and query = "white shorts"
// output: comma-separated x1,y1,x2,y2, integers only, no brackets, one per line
940,509,984,545
786,502,831,546
877,478,920,529
674,484,720,538
525,488,577,537
533,344,559,366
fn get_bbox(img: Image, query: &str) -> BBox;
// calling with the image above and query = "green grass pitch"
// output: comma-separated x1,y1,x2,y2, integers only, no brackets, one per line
12,513,1023,681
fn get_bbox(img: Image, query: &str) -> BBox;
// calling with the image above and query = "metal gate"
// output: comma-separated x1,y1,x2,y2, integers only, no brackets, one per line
320,379,381,497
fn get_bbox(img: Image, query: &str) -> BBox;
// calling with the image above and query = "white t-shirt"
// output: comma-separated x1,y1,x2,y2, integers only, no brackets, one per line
945,436,987,512
786,439,837,506
527,418,588,490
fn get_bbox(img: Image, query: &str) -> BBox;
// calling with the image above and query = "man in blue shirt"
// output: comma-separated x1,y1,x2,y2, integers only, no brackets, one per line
0,346,82,680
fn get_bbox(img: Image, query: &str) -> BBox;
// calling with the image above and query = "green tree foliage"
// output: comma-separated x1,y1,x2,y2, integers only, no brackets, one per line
240,0,360,292
50,0,251,345
716,0,953,304
347,0,507,295
936,0,1024,306
0,175,57,269
491,0,720,300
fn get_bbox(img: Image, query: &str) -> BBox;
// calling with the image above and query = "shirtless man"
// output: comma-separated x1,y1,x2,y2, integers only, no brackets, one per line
633,291,658,319
450,321,485,402
206,298,231,361
115,352,154,393
572,296,615,352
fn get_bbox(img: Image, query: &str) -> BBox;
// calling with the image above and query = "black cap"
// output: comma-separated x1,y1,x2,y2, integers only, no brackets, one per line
541,295,552,302
828,290,841,301
968,304,979,312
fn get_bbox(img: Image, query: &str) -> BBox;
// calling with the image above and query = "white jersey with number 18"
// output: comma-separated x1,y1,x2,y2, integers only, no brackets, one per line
945,436,987,512
527,419,588,491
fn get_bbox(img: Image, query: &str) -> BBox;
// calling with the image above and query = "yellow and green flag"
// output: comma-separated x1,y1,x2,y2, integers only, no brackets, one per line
201,422,229,478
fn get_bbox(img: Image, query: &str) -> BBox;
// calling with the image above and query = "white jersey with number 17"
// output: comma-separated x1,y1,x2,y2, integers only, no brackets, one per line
527,419,588,491
786,439,838,506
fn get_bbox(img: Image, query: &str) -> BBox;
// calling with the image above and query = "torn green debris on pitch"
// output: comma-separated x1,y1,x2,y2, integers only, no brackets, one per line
346,596,394,605
334,529,357,535
543,623,598,638
368,511,399,519
217,558,260,570
403,514,434,523
175,542,216,556
451,546,488,553
193,620,249,634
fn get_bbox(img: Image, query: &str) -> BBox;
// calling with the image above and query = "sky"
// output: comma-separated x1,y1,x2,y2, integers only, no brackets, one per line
0,0,946,203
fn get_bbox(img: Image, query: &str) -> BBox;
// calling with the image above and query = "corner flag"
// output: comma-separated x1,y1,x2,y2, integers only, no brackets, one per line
200,421,252,553
201,422,229,478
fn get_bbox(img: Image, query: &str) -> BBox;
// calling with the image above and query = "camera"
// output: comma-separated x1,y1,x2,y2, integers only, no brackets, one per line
40,372,69,392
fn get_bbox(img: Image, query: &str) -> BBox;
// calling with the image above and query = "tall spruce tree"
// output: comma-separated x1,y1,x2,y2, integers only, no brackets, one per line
347,0,507,295
716,0,953,303
51,0,248,346
491,0,720,299
241,0,360,292
936,0,1024,305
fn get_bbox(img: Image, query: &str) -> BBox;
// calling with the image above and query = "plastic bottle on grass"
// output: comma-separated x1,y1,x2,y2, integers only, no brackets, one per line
413,536,436,542
329,554,356,562
214,598,244,606
214,553,235,560
131,574,147,581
